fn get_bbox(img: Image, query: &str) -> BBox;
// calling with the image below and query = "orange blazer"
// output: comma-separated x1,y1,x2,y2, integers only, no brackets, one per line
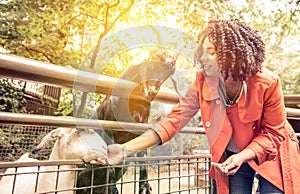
151,67,300,194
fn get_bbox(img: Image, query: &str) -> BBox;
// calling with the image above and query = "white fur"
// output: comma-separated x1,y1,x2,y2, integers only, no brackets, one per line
0,128,107,194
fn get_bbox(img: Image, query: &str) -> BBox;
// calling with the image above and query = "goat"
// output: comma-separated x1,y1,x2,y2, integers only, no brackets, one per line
76,50,178,194
0,153,42,194
0,127,107,194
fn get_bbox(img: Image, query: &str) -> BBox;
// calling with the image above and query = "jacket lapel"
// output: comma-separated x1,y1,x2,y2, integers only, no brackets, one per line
202,75,220,101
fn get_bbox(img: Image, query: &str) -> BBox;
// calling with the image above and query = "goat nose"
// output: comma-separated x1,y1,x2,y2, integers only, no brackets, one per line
148,89,158,96
148,90,154,96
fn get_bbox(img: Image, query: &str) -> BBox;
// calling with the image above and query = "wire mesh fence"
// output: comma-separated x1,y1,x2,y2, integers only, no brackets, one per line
0,124,55,161
0,155,212,194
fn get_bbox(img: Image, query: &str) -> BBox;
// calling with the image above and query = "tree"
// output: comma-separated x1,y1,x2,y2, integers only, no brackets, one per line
74,0,135,117
1,0,83,66
1,0,136,117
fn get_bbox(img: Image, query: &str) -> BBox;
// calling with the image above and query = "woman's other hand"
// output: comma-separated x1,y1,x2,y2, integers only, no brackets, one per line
212,154,243,175
212,148,256,176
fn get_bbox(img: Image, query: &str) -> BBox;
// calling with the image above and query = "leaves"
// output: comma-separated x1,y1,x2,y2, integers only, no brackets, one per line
0,78,26,113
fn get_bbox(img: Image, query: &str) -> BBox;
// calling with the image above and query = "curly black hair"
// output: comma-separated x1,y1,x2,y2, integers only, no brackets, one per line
195,19,265,81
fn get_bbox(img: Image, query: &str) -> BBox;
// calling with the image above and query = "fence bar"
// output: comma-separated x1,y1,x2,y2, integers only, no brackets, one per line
1,53,299,106
0,159,83,168
285,95,300,108
286,107,300,118
0,112,205,134
1,111,299,137
0,53,178,104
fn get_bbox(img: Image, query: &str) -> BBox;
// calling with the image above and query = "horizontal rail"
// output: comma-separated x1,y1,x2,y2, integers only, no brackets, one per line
1,112,299,137
284,95,300,108
0,159,84,168
1,53,300,106
0,112,205,134
125,154,212,162
0,53,178,104
286,107,300,118
0,155,211,168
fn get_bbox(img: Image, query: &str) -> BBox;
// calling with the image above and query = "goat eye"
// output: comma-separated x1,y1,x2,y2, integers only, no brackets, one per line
76,128,85,133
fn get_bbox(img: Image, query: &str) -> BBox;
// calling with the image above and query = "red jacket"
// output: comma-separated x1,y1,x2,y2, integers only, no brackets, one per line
151,68,300,194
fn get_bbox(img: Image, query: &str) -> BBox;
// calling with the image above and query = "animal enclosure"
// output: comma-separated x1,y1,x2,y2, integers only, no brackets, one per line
0,54,299,194
0,54,214,193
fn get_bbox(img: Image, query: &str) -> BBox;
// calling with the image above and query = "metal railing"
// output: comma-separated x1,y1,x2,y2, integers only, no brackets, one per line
0,155,212,194
0,53,298,134
0,54,178,104
1,53,299,109
0,54,213,193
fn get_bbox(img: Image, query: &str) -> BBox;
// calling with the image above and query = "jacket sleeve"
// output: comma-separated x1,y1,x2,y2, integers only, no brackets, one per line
247,76,286,164
150,80,200,144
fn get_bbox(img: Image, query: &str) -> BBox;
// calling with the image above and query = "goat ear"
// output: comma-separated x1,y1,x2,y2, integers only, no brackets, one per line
51,128,64,138
32,128,62,154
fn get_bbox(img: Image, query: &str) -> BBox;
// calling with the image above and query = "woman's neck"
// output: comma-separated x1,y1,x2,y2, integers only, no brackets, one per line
224,78,242,105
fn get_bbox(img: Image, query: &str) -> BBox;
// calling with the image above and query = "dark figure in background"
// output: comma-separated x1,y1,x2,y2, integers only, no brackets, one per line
76,50,177,194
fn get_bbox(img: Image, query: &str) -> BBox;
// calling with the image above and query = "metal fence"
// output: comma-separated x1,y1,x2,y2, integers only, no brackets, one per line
0,155,212,194
0,54,214,193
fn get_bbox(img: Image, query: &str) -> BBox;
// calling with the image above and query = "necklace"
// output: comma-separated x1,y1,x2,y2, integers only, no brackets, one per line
225,81,243,106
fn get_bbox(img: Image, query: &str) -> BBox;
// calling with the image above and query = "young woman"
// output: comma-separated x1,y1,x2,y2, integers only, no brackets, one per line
92,19,300,194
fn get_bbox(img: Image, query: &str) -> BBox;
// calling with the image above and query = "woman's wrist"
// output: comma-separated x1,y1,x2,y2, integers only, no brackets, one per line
122,129,161,157
121,145,128,159
239,148,256,163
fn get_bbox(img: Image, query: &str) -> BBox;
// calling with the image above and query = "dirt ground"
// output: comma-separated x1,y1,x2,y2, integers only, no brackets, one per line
116,167,209,194
115,167,259,194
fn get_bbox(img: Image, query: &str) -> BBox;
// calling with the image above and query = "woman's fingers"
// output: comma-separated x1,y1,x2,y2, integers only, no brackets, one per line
212,161,238,176
90,158,108,165
89,144,128,166
211,162,228,175
224,162,236,173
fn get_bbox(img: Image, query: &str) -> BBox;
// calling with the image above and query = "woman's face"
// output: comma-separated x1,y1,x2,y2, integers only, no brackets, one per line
201,37,219,77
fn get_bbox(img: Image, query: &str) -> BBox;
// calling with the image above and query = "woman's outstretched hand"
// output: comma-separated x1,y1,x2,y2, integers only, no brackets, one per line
90,129,161,166
90,144,126,166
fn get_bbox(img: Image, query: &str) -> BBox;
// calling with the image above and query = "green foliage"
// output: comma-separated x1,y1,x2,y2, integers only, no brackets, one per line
265,45,300,94
0,78,26,113
55,89,74,116
0,0,84,67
